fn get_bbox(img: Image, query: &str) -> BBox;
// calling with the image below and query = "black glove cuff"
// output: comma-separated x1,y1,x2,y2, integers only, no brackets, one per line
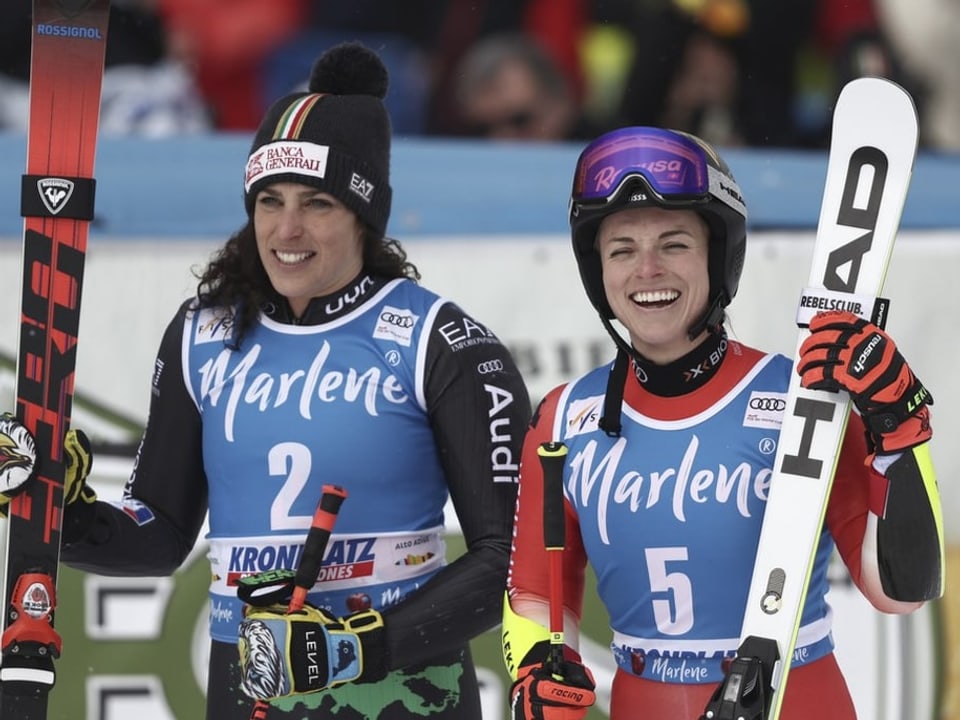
61,498,98,545
518,639,553,667
351,611,389,684
860,376,933,436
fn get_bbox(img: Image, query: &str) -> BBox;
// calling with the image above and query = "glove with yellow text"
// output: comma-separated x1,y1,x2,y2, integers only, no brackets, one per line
798,310,932,454
238,604,387,701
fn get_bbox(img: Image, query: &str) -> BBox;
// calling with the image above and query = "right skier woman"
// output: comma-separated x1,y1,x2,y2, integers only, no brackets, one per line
502,125,944,719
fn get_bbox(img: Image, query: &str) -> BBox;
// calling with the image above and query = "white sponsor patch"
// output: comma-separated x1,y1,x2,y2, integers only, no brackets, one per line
192,307,234,345
795,286,879,327
564,395,604,438
372,306,418,346
207,528,444,596
244,141,329,192
743,391,788,429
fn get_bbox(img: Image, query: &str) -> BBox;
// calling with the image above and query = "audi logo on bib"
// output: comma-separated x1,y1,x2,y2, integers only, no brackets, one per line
379,311,415,328
749,396,787,412
477,359,504,375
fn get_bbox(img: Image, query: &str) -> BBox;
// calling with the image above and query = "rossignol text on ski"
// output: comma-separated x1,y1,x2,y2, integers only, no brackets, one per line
0,1,110,717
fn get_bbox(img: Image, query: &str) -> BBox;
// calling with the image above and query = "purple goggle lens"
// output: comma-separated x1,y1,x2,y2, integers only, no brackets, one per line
572,127,711,206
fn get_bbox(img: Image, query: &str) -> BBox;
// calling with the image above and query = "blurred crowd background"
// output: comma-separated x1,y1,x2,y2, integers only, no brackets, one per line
1,0,958,150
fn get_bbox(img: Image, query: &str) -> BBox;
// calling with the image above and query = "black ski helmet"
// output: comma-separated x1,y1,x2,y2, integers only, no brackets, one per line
569,126,747,336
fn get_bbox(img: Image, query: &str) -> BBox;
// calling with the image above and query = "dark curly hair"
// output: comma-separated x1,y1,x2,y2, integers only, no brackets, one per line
194,220,420,348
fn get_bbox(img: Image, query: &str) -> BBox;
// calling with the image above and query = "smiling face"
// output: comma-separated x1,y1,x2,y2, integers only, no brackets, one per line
253,182,364,318
597,206,711,364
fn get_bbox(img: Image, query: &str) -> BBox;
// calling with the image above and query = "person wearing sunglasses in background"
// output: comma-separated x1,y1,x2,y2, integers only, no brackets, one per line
500,126,944,719
452,32,602,142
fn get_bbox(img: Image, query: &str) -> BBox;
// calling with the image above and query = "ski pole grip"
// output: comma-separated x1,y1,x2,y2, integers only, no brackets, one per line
538,442,568,670
291,484,348,606
538,442,567,551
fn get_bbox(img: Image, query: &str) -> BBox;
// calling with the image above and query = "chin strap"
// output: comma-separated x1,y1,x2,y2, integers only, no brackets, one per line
595,295,727,437
598,349,630,437
687,291,728,341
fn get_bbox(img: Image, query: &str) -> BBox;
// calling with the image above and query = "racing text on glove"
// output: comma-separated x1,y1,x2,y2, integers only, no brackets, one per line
511,641,596,720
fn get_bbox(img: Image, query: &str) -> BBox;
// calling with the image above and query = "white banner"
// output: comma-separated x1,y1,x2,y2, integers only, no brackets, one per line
1,231,957,541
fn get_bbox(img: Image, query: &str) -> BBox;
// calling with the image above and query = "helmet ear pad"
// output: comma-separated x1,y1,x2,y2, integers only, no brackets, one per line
572,213,614,320
699,206,745,325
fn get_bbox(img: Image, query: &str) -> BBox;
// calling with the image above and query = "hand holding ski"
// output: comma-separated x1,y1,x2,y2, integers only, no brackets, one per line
0,1,110,716
798,310,932,453
701,76,920,720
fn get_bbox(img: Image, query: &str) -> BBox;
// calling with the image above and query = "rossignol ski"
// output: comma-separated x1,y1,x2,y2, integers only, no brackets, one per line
701,77,919,720
0,1,110,716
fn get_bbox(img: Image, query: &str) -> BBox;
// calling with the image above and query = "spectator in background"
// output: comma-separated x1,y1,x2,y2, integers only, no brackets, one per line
452,32,602,141
803,0,918,148
158,0,304,130
255,1,443,136
593,0,929,150
819,0,960,150
600,0,817,148
0,0,210,135
853,0,960,149
227,0,591,137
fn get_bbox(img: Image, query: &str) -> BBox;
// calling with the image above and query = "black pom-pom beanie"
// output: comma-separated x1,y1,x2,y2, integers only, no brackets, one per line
243,42,392,235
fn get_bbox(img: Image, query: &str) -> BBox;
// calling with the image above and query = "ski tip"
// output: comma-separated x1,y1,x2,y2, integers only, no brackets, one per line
836,76,917,118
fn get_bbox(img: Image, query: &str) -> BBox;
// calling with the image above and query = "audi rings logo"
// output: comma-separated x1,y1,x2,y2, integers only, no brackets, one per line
379,311,415,329
477,359,504,375
749,396,787,412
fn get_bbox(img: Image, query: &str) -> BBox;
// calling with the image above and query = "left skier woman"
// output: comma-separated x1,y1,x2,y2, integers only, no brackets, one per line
2,42,531,719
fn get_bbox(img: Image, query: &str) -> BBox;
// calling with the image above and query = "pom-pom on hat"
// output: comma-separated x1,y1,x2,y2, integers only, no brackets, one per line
243,42,392,235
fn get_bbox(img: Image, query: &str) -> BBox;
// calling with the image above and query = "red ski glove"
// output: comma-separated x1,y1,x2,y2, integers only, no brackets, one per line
511,642,596,720
797,310,932,453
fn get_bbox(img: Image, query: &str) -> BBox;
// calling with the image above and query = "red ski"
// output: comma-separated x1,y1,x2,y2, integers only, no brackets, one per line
0,1,110,716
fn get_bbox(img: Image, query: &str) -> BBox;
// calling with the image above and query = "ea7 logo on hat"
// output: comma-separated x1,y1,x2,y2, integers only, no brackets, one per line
37,177,75,215
350,173,375,202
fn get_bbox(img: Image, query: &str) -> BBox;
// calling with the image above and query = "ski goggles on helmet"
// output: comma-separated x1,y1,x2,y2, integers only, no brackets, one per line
570,127,723,216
